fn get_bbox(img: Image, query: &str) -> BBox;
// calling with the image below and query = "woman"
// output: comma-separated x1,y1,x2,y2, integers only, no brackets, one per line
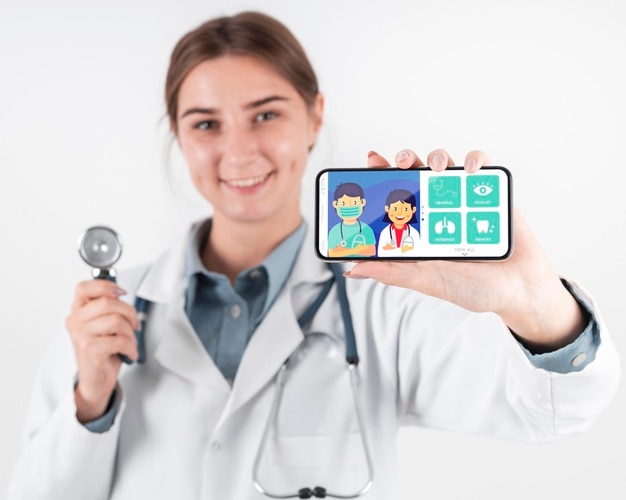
9,11,619,500
377,188,420,256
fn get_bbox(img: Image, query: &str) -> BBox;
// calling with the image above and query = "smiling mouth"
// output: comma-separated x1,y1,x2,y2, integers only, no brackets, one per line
223,172,272,188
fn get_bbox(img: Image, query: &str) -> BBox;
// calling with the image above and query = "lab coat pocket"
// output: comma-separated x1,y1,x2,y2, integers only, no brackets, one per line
253,332,373,497
258,432,371,495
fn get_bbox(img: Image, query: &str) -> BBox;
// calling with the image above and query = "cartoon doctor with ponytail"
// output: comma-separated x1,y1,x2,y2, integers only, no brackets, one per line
377,188,421,257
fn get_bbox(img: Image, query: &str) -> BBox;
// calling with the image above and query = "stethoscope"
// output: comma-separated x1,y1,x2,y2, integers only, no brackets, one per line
339,221,367,248
78,226,374,498
78,225,149,363
385,224,415,250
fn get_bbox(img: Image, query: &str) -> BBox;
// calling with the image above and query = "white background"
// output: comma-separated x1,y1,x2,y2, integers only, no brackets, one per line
1,0,625,498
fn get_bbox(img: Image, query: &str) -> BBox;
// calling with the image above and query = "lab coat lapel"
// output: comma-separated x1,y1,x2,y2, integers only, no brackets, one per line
224,283,303,419
152,291,231,393
221,221,334,420
134,222,230,393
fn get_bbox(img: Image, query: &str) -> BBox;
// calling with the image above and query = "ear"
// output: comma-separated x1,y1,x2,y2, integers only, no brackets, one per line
332,200,338,209
361,199,367,207
411,206,416,214
307,93,325,146
385,205,390,213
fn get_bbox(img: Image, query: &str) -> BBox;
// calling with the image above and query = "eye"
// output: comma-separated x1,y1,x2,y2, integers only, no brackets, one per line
254,111,278,122
472,183,493,196
195,120,219,131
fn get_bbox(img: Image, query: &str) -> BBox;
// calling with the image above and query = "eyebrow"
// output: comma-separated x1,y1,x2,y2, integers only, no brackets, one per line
180,95,289,119
244,95,289,110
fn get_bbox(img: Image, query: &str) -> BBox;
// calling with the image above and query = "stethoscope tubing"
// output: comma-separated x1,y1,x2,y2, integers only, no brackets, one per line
253,265,373,499
387,224,414,249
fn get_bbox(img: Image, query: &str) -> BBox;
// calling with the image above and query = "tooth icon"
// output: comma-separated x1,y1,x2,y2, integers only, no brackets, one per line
476,220,490,233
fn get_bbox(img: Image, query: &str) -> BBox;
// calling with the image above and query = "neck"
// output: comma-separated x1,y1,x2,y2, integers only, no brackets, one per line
202,210,302,284
393,222,406,229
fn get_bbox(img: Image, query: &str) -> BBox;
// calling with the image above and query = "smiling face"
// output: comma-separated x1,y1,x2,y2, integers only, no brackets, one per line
175,55,323,229
385,200,416,228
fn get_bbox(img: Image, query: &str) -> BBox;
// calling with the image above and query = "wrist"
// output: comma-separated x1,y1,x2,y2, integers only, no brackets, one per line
502,277,588,353
74,382,115,423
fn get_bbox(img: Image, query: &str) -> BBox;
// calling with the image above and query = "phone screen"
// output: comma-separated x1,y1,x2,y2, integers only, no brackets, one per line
315,167,513,261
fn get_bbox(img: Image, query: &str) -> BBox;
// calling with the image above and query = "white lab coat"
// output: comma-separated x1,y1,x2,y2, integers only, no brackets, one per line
9,220,620,500
376,223,420,257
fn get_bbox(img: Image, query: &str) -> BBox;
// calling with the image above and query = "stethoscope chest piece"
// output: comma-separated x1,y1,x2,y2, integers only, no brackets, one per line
78,225,123,280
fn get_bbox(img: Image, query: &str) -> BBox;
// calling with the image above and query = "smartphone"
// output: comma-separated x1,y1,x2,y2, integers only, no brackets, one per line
315,166,513,261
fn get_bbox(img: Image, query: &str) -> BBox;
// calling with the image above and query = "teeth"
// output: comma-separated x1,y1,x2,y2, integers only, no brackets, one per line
226,173,268,188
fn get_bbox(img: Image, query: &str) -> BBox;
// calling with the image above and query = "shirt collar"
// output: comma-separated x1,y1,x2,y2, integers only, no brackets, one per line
184,218,307,313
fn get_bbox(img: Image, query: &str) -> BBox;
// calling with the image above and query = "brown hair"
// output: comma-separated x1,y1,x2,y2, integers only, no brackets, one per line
165,11,319,134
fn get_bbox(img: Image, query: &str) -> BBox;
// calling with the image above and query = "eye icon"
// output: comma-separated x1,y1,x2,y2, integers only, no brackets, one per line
473,183,493,196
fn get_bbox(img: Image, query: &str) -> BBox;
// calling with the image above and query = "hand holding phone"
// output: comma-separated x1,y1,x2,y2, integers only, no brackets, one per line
316,167,513,261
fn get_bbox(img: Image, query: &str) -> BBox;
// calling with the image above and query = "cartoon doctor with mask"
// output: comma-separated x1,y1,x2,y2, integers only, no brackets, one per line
328,181,377,258
9,10,620,500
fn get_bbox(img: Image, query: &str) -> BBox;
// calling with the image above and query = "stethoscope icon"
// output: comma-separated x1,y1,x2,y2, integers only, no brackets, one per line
339,221,366,247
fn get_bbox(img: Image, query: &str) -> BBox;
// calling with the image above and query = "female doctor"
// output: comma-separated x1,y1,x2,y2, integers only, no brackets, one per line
377,188,420,257
9,11,620,500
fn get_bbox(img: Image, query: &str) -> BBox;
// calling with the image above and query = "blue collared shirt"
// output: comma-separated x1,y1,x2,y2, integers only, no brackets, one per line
184,219,306,382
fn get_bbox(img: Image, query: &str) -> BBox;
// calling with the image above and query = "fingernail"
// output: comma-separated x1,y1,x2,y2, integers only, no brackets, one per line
466,157,477,173
114,286,127,296
367,150,377,158
343,270,369,280
431,154,445,169
395,150,409,162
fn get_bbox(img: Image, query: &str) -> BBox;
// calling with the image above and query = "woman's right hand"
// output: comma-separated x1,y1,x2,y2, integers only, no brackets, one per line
66,280,139,423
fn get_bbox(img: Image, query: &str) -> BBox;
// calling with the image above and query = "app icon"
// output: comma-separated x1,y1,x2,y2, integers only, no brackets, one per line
429,212,462,244
467,212,500,244
429,176,461,208
467,175,499,207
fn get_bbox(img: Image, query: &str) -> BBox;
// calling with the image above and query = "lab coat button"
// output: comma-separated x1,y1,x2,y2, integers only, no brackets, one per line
572,352,587,367
230,305,242,319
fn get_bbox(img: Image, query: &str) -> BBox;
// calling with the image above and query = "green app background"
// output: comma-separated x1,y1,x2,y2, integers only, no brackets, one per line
467,212,500,244
429,212,462,244
429,176,461,208
466,175,499,207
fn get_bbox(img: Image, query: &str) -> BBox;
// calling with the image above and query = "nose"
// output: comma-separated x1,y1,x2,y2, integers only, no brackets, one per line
220,124,258,168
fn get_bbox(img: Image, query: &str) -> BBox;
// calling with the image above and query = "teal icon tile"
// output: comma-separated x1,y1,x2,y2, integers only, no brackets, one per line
467,212,500,244
429,212,461,244
429,176,461,208
467,175,499,207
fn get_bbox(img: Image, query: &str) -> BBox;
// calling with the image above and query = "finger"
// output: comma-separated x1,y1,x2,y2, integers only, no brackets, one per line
72,296,139,329
345,261,408,286
367,150,391,168
427,149,455,172
68,311,137,344
394,149,425,169
72,280,127,310
76,332,139,364
464,150,492,173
